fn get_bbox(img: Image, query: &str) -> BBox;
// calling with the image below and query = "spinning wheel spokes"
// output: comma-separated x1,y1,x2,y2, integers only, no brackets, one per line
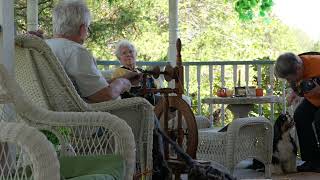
154,96,198,159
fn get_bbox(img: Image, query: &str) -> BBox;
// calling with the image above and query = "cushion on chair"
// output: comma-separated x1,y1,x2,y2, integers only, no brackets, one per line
66,174,116,180
59,154,124,180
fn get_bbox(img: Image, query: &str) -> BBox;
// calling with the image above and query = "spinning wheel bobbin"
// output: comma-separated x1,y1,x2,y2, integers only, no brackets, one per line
164,64,174,82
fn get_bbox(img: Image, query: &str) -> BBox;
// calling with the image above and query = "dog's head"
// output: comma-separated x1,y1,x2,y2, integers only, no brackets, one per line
274,112,295,135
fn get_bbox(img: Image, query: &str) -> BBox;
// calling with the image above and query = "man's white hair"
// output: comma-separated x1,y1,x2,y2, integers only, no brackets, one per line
115,40,137,60
52,0,91,36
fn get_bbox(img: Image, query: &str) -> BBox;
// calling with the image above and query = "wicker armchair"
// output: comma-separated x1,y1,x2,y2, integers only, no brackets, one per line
197,117,273,178
14,34,154,178
0,122,60,180
0,64,135,179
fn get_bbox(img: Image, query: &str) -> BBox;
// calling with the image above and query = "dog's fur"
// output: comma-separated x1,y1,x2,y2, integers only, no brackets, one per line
271,112,297,174
248,113,297,174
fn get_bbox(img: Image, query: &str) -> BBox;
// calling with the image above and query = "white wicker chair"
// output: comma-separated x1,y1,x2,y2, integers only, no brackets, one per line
0,64,135,179
195,115,211,129
14,34,154,178
197,117,273,178
0,122,60,180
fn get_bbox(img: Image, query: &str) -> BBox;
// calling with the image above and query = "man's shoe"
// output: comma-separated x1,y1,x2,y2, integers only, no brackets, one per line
297,161,320,173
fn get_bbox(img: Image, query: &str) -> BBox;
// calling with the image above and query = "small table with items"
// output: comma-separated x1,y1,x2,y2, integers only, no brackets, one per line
202,95,281,119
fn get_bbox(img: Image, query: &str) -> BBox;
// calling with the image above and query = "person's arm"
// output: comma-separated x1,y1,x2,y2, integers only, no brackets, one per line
121,71,142,86
27,29,45,38
109,71,142,86
287,90,298,106
86,78,131,103
304,79,320,97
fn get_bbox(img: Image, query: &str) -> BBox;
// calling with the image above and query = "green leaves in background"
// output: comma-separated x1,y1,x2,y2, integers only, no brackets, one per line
234,0,273,20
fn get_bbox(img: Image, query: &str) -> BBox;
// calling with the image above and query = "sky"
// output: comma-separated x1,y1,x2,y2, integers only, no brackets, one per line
273,0,320,40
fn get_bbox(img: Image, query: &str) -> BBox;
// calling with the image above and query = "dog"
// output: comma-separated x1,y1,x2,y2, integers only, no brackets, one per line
248,112,297,174
272,112,297,174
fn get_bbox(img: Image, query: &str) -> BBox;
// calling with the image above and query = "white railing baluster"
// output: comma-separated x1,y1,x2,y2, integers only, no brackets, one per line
221,65,225,126
197,65,201,115
269,64,275,121
245,65,249,87
185,65,190,96
257,64,262,87
257,64,262,115
209,65,213,126
104,65,109,70
233,65,237,87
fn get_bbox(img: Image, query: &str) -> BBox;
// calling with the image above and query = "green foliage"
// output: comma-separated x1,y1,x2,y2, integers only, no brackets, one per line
14,0,55,34
234,0,273,20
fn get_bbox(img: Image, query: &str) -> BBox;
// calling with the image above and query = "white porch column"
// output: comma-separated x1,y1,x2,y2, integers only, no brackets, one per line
168,0,179,66
0,0,16,173
27,0,38,31
0,0,14,74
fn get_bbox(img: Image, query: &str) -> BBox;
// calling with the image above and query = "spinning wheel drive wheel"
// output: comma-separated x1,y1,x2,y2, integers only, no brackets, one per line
154,96,198,159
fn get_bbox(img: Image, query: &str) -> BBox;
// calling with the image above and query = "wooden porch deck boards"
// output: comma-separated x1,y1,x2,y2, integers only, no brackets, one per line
234,160,320,180
181,160,320,179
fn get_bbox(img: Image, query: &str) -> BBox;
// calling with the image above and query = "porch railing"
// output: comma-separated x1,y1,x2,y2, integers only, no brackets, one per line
97,60,287,126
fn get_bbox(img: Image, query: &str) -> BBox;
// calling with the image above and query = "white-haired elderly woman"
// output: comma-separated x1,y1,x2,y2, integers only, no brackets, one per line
275,52,320,173
45,0,132,103
112,40,163,87
112,40,166,104
112,40,141,83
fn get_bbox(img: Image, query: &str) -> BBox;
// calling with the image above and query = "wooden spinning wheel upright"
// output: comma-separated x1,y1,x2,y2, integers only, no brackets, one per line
140,39,198,163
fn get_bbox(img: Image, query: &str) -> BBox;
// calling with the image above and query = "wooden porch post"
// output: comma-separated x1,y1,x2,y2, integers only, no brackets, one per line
27,0,38,31
168,0,179,66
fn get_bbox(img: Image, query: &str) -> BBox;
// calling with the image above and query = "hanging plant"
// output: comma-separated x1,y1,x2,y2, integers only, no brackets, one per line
234,0,273,20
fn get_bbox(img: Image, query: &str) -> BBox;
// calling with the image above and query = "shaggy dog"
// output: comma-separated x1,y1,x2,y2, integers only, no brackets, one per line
271,112,297,174
248,113,297,174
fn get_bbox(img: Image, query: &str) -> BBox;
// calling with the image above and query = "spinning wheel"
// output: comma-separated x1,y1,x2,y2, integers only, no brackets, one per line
140,39,198,161
154,96,198,159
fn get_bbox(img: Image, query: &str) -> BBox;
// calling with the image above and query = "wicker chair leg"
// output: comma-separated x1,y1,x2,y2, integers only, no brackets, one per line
265,163,272,178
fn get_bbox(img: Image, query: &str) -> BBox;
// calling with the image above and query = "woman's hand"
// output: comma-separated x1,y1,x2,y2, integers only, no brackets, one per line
116,78,132,93
123,72,142,86
287,91,298,106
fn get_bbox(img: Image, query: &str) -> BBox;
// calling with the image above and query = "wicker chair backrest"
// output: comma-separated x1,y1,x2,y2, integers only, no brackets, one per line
15,35,89,112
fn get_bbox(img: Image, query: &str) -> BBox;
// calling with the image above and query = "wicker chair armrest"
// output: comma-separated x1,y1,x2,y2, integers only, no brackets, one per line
22,107,135,180
226,117,273,164
90,97,153,112
227,117,273,138
89,97,154,175
0,122,60,180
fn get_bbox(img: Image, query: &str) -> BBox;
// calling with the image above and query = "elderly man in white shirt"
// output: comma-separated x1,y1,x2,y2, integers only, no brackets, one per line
46,0,138,103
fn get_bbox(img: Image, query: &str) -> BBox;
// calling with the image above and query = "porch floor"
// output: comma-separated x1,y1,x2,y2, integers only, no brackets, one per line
181,160,320,179
233,160,320,180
